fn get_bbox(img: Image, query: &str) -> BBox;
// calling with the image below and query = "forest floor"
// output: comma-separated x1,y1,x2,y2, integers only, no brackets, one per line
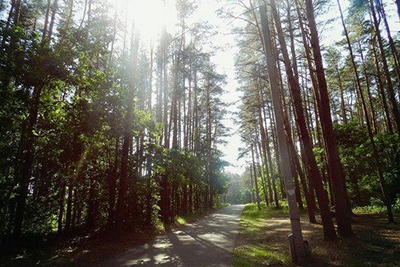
0,205,236,267
0,223,161,267
96,204,245,266
1,204,399,267
233,204,400,267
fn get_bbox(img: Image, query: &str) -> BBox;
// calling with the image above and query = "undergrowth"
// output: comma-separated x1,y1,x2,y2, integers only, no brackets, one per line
233,203,400,267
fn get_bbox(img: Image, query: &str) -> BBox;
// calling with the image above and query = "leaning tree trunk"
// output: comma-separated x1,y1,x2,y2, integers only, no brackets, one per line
368,0,400,134
259,5,306,262
304,0,354,237
270,0,336,240
371,38,393,133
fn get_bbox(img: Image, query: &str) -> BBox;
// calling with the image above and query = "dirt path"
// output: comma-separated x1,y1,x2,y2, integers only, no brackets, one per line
97,205,245,267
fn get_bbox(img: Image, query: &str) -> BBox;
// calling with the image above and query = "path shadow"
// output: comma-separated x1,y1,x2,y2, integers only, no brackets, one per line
97,205,244,267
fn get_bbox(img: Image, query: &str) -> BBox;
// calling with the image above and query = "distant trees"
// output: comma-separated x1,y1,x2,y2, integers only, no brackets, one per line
0,0,229,241
328,0,399,223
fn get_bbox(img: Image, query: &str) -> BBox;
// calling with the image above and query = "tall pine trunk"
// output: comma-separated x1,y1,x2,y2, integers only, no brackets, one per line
259,5,306,261
270,0,336,240
304,0,354,237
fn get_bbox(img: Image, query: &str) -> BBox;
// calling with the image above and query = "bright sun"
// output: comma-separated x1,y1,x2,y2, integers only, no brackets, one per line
110,0,176,41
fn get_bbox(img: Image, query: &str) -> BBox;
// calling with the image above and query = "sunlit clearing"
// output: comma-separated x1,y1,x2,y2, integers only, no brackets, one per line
110,0,176,41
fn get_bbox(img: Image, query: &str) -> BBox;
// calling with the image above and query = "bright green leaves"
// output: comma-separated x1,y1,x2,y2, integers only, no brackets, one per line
334,121,400,207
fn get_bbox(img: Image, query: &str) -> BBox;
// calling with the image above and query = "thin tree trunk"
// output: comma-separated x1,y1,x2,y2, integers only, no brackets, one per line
13,0,22,27
251,144,261,211
79,0,88,29
47,0,58,41
65,182,73,231
371,39,393,133
57,184,65,233
256,141,269,206
298,146,317,223
378,0,400,86
116,30,139,229
368,0,400,134
188,183,193,214
266,104,280,208
336,65,348,123
359,42,377,133
249,164,255,204
86,175,96,229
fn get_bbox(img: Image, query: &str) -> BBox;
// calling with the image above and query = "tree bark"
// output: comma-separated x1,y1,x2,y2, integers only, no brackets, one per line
259,5,306,262
304,0,354,237
270,0,336,240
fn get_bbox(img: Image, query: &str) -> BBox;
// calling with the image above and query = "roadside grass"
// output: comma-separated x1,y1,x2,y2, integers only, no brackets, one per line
174,209,213,226
174,203,230,226
233,204,293,266
233,203,400,267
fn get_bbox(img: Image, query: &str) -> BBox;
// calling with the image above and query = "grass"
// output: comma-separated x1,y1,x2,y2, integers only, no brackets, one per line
174,209,212,226
233,204,293,266
233,203,400,267
174,203,231,226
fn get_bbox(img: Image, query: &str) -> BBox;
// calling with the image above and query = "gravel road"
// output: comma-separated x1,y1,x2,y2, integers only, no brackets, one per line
97,204,245,267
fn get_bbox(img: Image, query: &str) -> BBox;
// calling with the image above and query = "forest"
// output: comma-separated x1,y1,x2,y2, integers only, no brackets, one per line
0,0,231,242
0,0,399,264
226,0,400,239
224,0,400,241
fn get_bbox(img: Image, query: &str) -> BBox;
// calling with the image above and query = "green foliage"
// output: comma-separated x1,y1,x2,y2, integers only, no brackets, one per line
353,197,400,214
0,0,229,241
372,133,400,204
334,120,400,207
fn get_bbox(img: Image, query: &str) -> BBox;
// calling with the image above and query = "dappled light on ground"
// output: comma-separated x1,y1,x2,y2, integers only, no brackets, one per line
234,205,400,267
98,205,245,267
